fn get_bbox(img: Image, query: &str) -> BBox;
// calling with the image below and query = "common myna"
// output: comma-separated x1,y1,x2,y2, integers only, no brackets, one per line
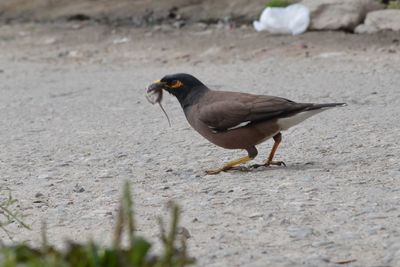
147,73,346,175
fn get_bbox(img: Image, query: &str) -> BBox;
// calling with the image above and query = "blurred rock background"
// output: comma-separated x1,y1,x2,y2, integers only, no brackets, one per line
0,0,399,33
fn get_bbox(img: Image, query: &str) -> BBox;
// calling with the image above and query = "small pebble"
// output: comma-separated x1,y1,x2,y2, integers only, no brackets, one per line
288,226,313,239
57,162,70,167
178,226,191,239
249,213,263,219
115,152,128,158
98,171,113,179
73,184,85,193
38,173,52,180
312,241,334,247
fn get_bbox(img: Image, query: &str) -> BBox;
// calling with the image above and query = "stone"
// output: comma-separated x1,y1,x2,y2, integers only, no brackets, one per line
288,226,313,239
35,192,44,198
98,170,114,179
178,226,191,239
248,213,264,219
301,0,384,31
73,184,85,193
38,173,52,180
354,23,378,34
355,10,400,34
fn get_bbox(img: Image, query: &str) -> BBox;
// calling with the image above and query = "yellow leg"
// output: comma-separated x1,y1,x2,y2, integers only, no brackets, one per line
206,156,252,175
251,133,286,169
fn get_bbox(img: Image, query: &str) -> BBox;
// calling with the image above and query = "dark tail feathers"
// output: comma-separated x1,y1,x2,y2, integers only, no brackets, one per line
307,103,347,110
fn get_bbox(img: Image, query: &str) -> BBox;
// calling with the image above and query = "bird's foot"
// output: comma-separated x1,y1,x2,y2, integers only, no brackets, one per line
205,165,252,175
205,156,253,175
251,160,286,169
205,167,225,175
230,166,252,172
268,161,286,167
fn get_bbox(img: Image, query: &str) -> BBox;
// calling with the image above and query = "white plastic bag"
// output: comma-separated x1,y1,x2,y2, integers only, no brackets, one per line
253,4,310,35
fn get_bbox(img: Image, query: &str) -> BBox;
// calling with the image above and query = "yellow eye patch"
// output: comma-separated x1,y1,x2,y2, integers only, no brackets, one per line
170,80,183,89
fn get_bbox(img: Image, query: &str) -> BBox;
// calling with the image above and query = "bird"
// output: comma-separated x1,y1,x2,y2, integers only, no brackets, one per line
147,73,346,175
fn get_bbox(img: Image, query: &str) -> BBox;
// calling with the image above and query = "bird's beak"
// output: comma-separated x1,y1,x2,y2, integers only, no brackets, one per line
148,80,167,92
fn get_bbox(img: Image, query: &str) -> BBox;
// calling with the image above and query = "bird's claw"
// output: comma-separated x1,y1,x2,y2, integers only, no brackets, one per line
250,163,263,169
205,170,220,175
205,165,252,175
251,161,286,169
205,168,225,175
269,161,286,167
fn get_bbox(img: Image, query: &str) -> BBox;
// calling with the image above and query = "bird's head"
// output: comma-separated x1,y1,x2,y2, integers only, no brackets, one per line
147,73,208,107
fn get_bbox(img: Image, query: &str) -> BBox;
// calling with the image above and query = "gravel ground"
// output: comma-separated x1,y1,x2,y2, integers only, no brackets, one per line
1,23,400,267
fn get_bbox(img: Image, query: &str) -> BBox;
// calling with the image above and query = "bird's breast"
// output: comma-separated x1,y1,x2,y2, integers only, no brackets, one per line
185,109,280,149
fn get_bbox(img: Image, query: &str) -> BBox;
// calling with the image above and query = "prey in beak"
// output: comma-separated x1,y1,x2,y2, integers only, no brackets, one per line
146,80,171,126
146,80,166,104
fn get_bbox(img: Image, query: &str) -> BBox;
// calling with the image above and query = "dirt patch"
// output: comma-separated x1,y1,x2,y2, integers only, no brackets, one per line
0,0,266,24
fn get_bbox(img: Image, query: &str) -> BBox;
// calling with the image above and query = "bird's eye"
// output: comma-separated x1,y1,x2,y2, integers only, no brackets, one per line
170,80,183,89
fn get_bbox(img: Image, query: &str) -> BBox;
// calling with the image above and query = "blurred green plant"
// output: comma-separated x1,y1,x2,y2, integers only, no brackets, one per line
387,0,400,9
0,181,195,267
0,189,30,240
266,0,294,8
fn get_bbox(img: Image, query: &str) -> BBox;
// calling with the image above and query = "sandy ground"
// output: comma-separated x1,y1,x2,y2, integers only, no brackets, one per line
1,22,400,267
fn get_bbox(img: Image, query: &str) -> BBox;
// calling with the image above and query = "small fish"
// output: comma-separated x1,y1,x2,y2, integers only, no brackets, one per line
146,84,171,126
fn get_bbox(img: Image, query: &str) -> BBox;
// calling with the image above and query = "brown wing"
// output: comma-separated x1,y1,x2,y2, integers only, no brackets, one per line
198,91,312,131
